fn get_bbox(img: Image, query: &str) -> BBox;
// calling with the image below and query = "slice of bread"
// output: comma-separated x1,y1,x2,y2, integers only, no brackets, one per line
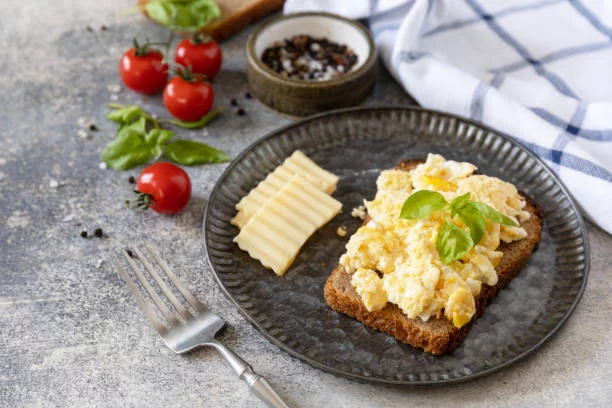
138,0,285,41
324,160,544,355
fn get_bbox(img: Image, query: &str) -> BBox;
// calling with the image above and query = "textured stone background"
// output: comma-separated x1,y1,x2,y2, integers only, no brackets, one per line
0,1,611,407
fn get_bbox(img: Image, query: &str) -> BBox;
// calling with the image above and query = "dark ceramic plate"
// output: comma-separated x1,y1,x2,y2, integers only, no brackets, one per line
202,107,589,385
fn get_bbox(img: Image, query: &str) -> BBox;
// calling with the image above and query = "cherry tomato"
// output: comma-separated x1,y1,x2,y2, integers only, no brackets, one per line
119,46,168,94
136,162,191,214
174,35,222,80
163,76,215,122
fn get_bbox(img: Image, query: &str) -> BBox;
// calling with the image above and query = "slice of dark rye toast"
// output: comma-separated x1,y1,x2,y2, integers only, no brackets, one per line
324,159,544,355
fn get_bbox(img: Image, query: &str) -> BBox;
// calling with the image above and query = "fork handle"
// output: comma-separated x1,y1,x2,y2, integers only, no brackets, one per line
207,340,290,408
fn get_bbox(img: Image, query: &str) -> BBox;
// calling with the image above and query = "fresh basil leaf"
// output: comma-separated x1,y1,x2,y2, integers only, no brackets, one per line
471,202,518,227
450,192,471,218
117,116,148,138
145,129,175,148
450,192,471,210
161,109,221,129
400,190,449,220
151,145,164,159
436,221,474,264
144,0,220,31
164,140,229,165
455,203,486,244
101,129,153,170
107,105,145,124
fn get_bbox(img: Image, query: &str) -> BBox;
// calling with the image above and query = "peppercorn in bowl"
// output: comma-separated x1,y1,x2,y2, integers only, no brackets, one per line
246,12,376,117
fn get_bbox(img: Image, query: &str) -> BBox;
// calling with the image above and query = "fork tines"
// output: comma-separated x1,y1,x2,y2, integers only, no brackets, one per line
114,243,203,334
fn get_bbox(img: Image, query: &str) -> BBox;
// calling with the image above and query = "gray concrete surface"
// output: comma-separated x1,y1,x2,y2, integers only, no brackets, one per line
0,1,611,407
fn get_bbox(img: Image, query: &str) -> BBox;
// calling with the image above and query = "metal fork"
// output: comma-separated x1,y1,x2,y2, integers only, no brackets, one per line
114,243,290,408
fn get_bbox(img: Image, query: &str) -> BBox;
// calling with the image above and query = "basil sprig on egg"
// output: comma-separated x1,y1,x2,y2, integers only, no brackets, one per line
400,190,517,264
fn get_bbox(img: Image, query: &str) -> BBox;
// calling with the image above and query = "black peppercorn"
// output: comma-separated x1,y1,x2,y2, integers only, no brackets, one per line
237,108,246,116
94,228,103,238
244,92,252,99
128,176,135,184
230,98,238,106
88,124,98,131
100,25,107,31
80,231,88,238
126,249,133,258
260,35,358,81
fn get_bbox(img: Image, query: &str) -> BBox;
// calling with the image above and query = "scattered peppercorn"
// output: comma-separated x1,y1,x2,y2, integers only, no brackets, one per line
88,124,98,131
126,249,134,258
245,92,252,99
237,108,246,116
86,25,93,32
80,231,88,238
100,25,107,31
128,176,136,184
93,228,103,238
230,98,238,106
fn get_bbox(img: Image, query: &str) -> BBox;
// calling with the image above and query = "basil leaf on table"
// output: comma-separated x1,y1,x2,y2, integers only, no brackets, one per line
107,105,146,124
101,129,153,170
145,129,175,147
161,109,221,129
471,202,518,227
117,116,148,137
455,203,487,244
400,190,449,220
144,129,175,158
165,140,229,165
144,0,221,31
436,221,474,264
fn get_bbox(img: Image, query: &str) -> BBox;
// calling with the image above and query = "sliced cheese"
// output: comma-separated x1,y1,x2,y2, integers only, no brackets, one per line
233,175,342,276
232,150,339,228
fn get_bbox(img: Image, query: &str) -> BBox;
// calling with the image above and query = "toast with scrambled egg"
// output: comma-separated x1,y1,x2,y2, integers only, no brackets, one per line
324,159,543,355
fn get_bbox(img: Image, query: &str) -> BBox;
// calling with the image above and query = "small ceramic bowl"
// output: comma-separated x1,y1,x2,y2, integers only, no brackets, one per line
246,12,376,117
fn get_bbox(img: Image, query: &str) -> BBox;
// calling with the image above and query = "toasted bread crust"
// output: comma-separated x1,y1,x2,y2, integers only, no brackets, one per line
324,160,544,355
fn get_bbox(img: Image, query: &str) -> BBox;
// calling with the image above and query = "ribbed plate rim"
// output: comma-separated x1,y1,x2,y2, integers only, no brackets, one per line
202,105,590,385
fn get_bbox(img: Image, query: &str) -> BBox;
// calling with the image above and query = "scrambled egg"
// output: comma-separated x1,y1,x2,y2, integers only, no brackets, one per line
341,154,529,328
351,268,387,312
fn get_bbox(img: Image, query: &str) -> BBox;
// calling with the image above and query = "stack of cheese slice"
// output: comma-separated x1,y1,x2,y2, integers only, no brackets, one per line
232,150,339,228
233,151,341,276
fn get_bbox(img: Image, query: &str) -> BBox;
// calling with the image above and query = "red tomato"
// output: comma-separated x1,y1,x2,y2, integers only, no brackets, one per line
163,76,214,122
119,48,168,94
136,162,191,214
174,36,222,80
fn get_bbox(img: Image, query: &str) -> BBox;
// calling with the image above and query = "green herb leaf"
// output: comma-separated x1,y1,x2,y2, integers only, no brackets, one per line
400,190,449,220
144,0,221,31
161,108,222,129
436,221,474,264
471,202,518,227
164,140,229,165
455,203,486,244
101,129,153,170
117,116,148,138
450,192,471,218
107,105,146,124
145,129,175,148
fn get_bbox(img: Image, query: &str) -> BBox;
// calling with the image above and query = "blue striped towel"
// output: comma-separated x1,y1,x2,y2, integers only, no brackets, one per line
284,0,612,234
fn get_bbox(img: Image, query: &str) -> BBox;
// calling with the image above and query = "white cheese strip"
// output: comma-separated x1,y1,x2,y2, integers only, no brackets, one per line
234,175,342,276
232,150,339,228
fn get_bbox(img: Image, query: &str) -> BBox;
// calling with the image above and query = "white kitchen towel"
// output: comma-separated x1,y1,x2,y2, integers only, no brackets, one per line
284,0,612,234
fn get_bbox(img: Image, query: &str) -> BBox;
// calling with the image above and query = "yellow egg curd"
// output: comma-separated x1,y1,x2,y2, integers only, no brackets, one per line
341,154,530,328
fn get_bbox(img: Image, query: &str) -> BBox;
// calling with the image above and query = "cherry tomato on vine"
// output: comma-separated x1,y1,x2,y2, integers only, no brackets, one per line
119,39,168,94
163,72,215,122
174,34,222,80
133,162,191,214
